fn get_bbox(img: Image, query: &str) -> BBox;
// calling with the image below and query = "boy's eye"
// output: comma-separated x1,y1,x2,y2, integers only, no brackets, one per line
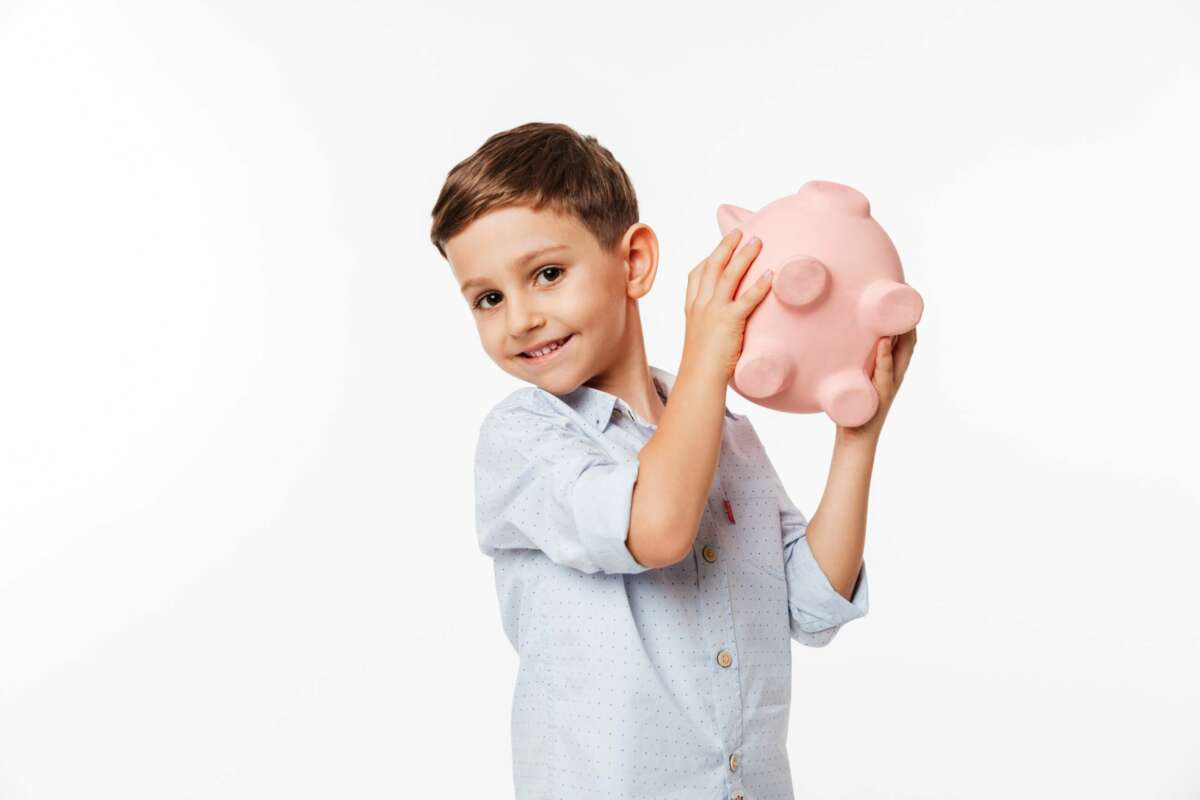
475,291,502,311
473,265,564,311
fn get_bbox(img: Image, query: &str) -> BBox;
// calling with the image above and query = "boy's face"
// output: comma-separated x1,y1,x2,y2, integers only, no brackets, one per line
446,204,657,396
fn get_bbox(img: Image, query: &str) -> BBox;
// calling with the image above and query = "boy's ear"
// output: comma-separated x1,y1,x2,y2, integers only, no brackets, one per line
623,223,658,300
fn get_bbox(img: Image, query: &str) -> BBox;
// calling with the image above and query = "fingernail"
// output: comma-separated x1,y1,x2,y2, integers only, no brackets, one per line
761,269,773,281
749,236,760,246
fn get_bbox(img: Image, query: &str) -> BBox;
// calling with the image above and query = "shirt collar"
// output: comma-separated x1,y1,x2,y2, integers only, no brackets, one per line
557,365,677,433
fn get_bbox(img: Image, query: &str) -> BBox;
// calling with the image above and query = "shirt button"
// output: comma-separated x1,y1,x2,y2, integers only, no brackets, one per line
701,545,717,563
729,753,740,771
716,649,734,668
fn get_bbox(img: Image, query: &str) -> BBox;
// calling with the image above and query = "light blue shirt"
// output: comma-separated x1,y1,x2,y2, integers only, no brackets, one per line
474,365,869,800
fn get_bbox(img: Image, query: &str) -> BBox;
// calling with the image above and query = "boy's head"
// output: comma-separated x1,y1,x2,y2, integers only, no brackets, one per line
431,122,660,396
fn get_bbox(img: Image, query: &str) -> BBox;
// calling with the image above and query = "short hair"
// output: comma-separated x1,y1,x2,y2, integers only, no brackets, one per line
430,121,639,260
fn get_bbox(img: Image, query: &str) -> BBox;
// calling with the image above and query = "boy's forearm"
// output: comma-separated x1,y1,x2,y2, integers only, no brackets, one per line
627,360,726,568
804,430,877,599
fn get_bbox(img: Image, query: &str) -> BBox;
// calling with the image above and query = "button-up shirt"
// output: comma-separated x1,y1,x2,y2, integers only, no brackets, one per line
474,364,869,800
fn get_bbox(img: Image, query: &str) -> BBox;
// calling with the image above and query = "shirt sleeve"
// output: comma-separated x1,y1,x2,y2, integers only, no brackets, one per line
473,403,651,576
761,445,870,648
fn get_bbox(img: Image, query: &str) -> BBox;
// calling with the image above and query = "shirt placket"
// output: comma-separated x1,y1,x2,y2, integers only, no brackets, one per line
615,401,748,798
697,467,747,799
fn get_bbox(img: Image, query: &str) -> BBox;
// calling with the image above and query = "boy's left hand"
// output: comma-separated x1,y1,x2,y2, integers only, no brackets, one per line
838,327,918,442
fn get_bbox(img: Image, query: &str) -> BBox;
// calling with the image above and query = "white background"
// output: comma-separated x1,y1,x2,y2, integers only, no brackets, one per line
2,1,1197,797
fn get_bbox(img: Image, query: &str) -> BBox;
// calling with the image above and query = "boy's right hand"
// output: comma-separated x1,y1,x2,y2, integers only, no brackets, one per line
682,229,773,383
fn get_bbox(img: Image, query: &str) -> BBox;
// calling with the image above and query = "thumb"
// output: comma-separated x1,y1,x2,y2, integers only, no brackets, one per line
874,337,894,379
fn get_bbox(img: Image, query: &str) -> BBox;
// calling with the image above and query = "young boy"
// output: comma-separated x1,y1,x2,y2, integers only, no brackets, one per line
430,122,916,800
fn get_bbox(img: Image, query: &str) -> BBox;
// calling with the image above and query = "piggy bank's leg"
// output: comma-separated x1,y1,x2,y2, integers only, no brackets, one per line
733,348,794,400
860,279,924,334
772,256,829,309
817,368,879,427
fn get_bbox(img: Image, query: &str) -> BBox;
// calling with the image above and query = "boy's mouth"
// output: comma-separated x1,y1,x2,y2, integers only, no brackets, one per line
518,334,574,364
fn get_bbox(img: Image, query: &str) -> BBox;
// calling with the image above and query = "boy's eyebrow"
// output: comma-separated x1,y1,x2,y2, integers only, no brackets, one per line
459,244,570,295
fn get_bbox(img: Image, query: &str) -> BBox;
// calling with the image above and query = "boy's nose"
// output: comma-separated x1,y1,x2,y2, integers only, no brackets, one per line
505,300,544,337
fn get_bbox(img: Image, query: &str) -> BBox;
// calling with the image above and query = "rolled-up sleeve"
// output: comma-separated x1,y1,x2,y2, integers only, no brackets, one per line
761,451,869,647
783,520,868,647
474,405,650,575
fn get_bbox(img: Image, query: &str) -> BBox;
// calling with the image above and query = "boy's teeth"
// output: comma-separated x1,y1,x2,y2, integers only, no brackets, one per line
525,336,568,357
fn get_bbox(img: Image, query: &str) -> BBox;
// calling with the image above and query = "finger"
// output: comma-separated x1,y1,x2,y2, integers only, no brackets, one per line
685,263,701,310
734,268,774,313
874,337,894,384
698,229,742,304
864,335,892,393
717,236,763,301
699,229,741,302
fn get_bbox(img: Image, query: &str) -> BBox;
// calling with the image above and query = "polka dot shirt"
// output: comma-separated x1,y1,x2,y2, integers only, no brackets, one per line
474,364,869,800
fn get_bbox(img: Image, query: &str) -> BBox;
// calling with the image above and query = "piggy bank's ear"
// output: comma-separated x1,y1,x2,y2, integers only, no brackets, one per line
717,204,754,235
795,180,871,217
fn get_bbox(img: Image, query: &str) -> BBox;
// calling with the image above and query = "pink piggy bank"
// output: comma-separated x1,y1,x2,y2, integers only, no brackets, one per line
721,180,923,427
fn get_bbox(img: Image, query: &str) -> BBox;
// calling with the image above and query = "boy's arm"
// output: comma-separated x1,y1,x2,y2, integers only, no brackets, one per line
803,429,876,599
627,228,775,569
805,329,915,596
626,361,727,569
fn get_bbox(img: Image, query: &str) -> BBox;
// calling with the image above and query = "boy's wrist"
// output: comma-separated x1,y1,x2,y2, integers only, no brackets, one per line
675,354,730,397
835,425,880,451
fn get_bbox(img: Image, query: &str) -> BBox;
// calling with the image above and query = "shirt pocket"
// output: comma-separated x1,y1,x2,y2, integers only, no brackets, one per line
719,485,786,583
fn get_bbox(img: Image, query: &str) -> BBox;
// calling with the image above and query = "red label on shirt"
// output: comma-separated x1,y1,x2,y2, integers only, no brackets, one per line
723,499,735,524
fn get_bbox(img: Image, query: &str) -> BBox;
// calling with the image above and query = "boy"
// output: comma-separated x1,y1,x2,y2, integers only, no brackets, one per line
430,122,916,800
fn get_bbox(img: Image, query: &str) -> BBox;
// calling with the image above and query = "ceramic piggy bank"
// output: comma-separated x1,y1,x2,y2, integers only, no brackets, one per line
722,180,923,426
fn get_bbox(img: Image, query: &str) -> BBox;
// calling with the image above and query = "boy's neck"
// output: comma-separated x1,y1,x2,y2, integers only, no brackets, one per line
581,313,667,427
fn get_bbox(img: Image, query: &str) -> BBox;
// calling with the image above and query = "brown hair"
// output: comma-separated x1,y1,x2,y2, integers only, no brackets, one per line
429,121,639,260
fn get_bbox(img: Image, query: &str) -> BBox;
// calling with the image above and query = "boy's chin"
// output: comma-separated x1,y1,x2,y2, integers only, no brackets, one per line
510,360,582,396
525,371,577,396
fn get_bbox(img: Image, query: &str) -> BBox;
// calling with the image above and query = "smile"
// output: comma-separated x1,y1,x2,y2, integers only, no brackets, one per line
518,334,574,365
